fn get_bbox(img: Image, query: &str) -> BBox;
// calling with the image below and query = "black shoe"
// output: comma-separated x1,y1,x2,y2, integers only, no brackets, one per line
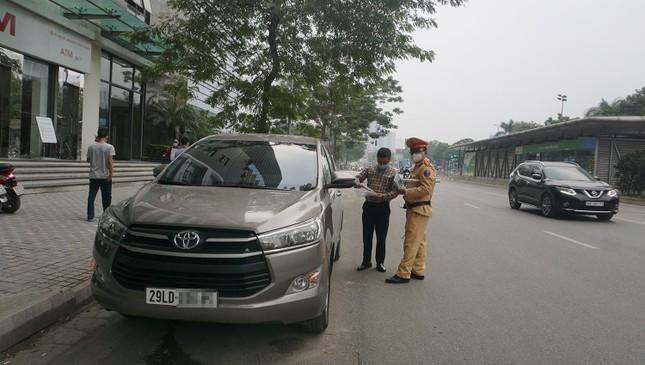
357,262,372,271
376,263,386,272
410,272,425,280
385,275,410,284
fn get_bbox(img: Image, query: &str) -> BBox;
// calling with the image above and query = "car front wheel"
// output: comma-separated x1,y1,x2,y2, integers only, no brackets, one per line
508,188,521,209
541,193,558,218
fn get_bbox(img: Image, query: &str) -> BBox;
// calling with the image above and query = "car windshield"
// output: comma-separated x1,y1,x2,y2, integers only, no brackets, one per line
543,166,594,181
158,139,318,191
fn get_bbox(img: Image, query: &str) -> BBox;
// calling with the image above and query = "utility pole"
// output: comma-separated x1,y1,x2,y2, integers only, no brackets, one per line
557,94,567,119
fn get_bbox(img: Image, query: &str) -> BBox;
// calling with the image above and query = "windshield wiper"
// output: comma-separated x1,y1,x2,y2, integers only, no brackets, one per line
157,179,194,186
217,184,282,190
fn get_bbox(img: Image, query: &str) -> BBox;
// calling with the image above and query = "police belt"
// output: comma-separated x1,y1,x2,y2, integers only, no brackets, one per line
403,201,431,209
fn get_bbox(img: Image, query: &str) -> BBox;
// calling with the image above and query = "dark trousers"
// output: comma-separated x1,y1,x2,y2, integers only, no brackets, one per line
362,201,391,265
87,179,112,219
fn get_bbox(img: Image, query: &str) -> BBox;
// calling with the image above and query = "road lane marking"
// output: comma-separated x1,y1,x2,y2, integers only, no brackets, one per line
613,217,645,225
544,231,599,249
452,185,507,198
464,203,480,209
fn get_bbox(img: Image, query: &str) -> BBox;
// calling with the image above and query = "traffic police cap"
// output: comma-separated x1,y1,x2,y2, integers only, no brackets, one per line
406,137,428,152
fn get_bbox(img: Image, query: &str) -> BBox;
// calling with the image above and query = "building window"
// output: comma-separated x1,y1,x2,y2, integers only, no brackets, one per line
99,53,144,160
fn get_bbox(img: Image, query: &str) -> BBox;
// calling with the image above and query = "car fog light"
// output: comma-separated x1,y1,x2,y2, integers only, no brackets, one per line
292,276,309,291
287,267,322,294
563,202,570,207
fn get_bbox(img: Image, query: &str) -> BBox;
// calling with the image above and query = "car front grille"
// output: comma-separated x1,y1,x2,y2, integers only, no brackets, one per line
111,226,271,298
581,189,606,199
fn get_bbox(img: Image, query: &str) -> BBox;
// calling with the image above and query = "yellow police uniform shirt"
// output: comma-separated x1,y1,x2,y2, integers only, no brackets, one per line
404,159,436,217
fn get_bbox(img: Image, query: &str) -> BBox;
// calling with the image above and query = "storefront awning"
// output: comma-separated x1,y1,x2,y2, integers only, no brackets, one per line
48,0,163,59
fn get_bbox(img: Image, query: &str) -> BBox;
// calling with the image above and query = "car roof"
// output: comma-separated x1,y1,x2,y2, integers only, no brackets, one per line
520,161,580,167
201,133,319,145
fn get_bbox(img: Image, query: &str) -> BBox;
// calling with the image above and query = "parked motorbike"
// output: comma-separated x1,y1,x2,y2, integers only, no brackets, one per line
0,162,24,213
399,167,411,179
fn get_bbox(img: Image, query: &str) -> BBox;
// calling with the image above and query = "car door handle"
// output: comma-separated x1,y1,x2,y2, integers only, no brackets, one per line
336,191,342,197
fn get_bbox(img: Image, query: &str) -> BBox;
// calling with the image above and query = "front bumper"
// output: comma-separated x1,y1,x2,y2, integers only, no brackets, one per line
556,195,619,214
91,241,329,325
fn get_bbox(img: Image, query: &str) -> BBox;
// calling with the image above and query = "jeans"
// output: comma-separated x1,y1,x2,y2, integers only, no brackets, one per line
362,201,391,265
87,179,112,220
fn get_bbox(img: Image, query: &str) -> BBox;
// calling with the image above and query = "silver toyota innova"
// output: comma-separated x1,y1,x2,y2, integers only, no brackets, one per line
90,134,354,332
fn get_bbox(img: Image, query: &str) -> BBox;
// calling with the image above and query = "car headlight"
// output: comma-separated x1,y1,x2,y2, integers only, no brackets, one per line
258,218,322,253
607,189,618,197
97,208,128,245
556,186,577,196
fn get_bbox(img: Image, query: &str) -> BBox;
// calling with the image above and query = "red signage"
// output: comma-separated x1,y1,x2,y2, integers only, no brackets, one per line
0,12,16,36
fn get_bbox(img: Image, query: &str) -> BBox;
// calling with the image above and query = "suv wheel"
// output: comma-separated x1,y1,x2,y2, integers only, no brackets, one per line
302,273,330,333
541,193,558,218
508,188,521,209
596,213,614,221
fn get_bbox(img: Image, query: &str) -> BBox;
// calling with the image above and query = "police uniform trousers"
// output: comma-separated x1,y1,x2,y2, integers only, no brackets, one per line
396,210,430,279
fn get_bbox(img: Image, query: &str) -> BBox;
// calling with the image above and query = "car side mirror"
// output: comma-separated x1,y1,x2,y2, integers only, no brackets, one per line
594,176,601,181
325,171,356,189
532,173,542,180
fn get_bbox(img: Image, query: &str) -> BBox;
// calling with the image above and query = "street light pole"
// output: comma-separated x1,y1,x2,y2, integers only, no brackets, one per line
557,93,567,119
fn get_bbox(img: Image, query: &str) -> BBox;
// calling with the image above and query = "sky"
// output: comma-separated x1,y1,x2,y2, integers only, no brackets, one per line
389,0,645,145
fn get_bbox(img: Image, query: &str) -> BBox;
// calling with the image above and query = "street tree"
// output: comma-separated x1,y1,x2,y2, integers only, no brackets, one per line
496,119,541,135
146,77,222,140
140,0,465,133
585,87,645,117
451,138,474,146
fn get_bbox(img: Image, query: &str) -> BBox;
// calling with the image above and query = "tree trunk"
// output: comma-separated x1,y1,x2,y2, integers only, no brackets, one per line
257,8,280,133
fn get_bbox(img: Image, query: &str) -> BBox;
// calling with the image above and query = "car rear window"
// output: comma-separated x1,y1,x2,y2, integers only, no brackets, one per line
543,166,594,181
158,140,318,191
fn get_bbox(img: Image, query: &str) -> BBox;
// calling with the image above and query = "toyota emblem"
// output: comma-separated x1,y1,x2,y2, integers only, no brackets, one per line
173,231,201,250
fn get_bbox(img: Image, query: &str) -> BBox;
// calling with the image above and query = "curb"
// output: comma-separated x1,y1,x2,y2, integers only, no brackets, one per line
0,280,93,352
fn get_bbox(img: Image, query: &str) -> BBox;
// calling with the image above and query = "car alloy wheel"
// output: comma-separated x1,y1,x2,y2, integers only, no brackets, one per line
508,189,521,209
541,194,557,218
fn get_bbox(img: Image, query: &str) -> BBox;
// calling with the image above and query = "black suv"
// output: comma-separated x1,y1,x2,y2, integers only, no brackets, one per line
508,161,619,220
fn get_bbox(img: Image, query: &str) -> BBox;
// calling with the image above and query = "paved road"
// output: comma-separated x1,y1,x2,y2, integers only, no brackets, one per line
3,180,645,364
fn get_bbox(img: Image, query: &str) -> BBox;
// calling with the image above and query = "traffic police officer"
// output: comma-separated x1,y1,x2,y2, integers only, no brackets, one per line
386,137,437,283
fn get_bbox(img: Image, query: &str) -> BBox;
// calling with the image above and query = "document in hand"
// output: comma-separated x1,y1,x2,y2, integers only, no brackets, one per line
354,186,376,196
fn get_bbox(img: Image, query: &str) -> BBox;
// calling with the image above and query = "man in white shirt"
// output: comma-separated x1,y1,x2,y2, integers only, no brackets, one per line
86,127,115,222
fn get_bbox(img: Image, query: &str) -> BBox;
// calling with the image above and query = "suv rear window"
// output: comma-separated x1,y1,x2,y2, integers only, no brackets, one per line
159,140,318,191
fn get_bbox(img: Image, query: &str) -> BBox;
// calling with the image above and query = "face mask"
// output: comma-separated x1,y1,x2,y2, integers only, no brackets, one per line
377,164,388,170
412,153,424,163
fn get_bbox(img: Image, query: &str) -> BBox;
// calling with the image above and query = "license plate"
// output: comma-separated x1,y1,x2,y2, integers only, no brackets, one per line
585,201,604,207
0,185,5,195
13,184,24,196
146,288,218,308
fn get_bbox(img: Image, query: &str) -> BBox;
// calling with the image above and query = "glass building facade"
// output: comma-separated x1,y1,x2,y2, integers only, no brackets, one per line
100,53,143,160
0,47,84,159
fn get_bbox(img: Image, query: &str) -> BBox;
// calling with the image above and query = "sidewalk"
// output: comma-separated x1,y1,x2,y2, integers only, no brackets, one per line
0,184,146,352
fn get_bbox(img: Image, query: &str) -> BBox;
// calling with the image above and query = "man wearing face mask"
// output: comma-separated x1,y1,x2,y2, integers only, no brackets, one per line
386,137,436,284
354,147,399,273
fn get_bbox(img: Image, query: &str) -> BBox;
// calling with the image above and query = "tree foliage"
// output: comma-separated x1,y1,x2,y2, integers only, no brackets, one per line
494,119,542,136
141,0,465,135
585,87,645,117
145,77,223,140
614,150,645,195
451,138,474,146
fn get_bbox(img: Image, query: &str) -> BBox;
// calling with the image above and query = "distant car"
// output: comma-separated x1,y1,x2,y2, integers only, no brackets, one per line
91,134,355,333
508,161,619,220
